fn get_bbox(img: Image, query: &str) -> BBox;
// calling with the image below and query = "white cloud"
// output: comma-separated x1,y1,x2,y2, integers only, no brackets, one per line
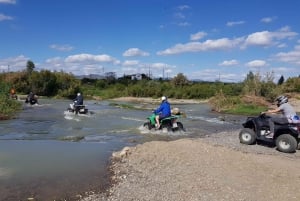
245,60,268,67
277,43,287,48
244,31,272,46
65,53,120,65
123,60,139,66
244,27,298,47
49,44,74,52
0,0,16,4
219,60,239,66
273,26,297,39
174,12,185,19
274,45,300,65
190,31,207,41
177,22,190,27
0,55,29,71
121,67,139,74
178,5,190,10
123,48,150,57
159,27,298,55
261,17,275,23
157,37,243,55
43,55,110,75
226,21,245,27
151,62,169,69
189,69,238,82
0,13,13,21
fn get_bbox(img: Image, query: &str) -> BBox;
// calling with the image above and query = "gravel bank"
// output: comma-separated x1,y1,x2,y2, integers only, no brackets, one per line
81,130,300,201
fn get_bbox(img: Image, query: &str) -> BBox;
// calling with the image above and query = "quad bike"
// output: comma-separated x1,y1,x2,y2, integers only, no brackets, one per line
25,96,38,105
239,113,300,153
67,102,88,115
143,113,185,132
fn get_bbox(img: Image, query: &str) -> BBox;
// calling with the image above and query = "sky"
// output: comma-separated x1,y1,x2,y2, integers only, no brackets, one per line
0,0,300,82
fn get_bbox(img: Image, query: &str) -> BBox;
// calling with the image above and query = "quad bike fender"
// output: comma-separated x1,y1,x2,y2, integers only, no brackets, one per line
242,119,257,132
147,113,156,125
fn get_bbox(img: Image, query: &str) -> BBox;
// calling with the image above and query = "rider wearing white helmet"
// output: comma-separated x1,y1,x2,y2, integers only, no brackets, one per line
153,96,171,128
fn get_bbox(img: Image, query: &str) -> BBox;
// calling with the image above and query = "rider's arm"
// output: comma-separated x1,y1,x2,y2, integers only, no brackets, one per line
265,108,281,114
154,104,163,114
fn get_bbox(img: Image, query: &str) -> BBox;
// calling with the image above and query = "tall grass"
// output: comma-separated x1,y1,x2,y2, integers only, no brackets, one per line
0,82,22,119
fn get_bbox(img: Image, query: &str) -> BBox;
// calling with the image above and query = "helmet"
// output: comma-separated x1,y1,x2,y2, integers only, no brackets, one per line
161,96,167,101
77,93,81,96
275,95,288,105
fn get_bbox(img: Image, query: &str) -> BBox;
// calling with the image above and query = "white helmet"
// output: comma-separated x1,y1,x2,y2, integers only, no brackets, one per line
161,96,167,101
77,93,81,96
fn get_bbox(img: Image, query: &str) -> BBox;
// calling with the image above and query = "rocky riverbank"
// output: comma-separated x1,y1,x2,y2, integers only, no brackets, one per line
81,129,300,201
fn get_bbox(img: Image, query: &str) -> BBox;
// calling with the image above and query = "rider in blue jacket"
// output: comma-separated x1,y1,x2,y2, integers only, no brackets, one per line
154,96,171,128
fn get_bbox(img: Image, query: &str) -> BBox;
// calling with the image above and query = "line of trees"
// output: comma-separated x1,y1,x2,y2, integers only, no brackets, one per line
1,60,300,117
1,60,300,101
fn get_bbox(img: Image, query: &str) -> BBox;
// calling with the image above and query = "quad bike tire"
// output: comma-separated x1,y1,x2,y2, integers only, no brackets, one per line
161,122,172,132
172,122,185,132
239,128,256,145
275,134,298,153
143,122,152,130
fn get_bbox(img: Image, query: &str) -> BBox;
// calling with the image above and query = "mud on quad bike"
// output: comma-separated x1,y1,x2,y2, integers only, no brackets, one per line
143,113,185,132
239,113,300,153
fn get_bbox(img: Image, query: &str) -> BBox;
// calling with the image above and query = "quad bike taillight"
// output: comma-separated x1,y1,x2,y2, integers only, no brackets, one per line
297,124,300,132
292,123,300,133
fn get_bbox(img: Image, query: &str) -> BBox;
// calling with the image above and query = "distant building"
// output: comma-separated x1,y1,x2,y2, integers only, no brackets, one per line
121,73,150,81
131,73,142,80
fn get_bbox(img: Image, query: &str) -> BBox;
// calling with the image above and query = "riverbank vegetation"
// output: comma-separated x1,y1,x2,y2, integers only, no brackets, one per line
0,81,22,120
1,60,300,118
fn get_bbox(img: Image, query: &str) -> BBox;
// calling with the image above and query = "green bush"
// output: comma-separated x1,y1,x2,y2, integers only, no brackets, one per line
0,82,22,119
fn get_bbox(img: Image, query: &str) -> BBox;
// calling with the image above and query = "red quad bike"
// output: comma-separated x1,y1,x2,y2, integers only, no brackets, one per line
239,113,300,153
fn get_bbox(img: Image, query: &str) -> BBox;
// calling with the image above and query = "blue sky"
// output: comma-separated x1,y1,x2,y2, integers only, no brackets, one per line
0,0,300,82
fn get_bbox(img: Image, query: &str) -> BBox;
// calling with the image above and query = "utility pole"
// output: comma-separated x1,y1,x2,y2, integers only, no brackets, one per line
8,65,10,82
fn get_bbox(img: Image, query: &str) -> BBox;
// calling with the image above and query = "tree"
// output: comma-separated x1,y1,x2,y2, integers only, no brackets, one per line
242,71,261,96
277,75,284,85
26,60,35,74
171,73,189,87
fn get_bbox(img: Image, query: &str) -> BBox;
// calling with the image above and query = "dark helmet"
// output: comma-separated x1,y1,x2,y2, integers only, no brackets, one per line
275,95,288,106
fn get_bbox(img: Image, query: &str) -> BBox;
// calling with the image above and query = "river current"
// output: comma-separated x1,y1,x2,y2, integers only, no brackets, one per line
0,98,243,200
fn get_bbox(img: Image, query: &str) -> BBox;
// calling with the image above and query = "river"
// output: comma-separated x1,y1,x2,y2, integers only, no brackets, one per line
0,98,243,200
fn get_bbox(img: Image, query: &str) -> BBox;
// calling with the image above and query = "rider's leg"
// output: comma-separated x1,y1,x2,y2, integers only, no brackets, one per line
155,115,160,128
267,118,275,137
74,105,79,115
267,116,288,138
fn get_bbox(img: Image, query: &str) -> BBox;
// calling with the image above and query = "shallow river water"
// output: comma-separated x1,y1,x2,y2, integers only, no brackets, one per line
0,99,243,200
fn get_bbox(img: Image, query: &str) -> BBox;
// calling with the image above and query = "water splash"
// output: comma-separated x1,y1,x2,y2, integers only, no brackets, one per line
137,125,187,136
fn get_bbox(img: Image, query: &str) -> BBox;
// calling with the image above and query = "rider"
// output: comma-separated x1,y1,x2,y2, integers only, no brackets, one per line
74,92,83,106
26,92,38,105
10,87,17,99
262,95,297,138
154,96,171,129
71,92,84,114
